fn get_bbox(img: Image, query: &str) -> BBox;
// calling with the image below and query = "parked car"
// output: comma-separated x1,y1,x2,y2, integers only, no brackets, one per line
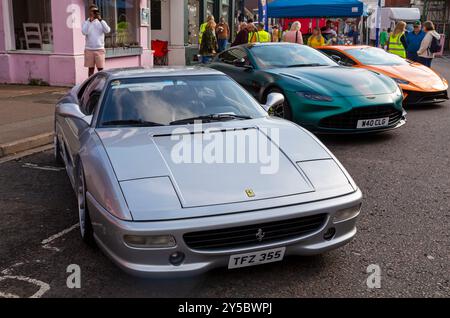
209,43,407,133
54,67,362,277
319,45,449,106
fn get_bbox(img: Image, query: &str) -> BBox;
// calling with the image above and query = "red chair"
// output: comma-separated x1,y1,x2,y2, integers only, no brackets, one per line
152,40,169,66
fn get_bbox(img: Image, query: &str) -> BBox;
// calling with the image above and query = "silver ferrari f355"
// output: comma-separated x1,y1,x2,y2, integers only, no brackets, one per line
54,67,362,277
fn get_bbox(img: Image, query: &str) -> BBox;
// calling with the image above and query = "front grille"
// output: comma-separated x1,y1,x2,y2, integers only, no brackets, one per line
183,214,327,251
319,106,402,130
404,90,448,105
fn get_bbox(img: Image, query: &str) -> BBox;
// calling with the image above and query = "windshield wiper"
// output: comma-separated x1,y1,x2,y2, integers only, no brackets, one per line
287,63,326,68
170,114,252,126
102,119,164,127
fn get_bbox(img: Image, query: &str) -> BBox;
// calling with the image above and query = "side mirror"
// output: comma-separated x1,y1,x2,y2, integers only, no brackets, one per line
331,55,342,63
233,58,252,69
263,93,284,113
57,103,92,125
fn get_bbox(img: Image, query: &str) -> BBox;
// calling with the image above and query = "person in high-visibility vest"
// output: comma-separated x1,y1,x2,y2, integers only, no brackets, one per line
248,23,259,43
199,15,214,45
387,21,408,58
257,23,271,43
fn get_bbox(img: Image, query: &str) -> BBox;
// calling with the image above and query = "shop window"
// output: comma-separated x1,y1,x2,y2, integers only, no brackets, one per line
221,0,229,24
188,0,200,45
11,0,53,51
206,1,215,18
93,0,140,48
151,0,162,30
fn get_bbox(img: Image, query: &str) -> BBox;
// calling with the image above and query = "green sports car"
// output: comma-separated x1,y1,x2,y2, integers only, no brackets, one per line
209,43,407,133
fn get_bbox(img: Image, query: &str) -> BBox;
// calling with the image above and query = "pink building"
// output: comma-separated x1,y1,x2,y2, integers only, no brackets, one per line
0,0,238,86
0,0,153,86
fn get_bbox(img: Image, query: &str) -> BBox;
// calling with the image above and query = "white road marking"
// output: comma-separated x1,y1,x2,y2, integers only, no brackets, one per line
0,275,50,298
0,224,79,297
22,163,65,172
41,224,79,246
42,245,61,252
0,292,20,298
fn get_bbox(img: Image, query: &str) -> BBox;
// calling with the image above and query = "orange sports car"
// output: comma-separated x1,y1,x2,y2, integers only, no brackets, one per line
318,45,449,106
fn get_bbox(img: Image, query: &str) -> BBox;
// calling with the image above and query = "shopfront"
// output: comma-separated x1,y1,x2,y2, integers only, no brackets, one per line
0,0,238,85
150,0,236,65
0,0,153,86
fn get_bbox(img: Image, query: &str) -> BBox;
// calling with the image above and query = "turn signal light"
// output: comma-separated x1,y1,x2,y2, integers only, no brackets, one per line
124,235,176,248
333,204,361,224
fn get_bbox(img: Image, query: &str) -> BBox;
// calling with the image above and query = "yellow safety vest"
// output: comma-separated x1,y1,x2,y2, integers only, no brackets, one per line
199,22,208,45
248,31,260,43
388,33,406,58
258,30,271,43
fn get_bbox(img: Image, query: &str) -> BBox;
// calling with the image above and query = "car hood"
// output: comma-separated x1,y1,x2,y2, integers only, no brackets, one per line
365,63,448,91
96,118,356,221
268,66,396,97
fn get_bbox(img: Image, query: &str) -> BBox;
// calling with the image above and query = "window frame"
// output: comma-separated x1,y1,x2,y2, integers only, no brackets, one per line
4,0,54,53
86,0,141,50
79,74,108,116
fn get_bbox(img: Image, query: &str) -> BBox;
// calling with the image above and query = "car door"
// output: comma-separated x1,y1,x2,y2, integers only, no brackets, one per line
211,48,260,98
64,74,106,175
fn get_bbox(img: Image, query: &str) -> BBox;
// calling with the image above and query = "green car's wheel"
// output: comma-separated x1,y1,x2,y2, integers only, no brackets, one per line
266,88,292,121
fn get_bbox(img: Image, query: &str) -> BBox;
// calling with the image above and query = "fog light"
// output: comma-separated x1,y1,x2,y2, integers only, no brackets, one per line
323,228,336,241
124,235,176,248
169,252,185,266
333,204,361,224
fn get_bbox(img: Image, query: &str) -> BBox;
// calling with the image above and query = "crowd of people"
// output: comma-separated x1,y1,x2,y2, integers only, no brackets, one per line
382,20,441,67
198,15,442,68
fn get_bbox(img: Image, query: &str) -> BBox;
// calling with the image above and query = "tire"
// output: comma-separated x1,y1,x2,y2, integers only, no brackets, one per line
54,135,63,165
265,88,293,121
76,162,95,246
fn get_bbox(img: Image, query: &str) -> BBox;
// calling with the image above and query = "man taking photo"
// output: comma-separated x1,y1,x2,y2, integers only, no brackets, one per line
82,5,111,77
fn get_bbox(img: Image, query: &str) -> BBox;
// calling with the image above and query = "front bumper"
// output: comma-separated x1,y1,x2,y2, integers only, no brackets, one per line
87,189,363,278
286,92,406,133
403,90,449,105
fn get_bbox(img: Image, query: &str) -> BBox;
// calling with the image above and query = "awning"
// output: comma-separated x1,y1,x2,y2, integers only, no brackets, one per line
386,8,421,21
268,0,366,18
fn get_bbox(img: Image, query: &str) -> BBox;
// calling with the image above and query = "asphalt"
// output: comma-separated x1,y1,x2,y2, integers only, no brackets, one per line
0,85,67,145
0,60,449,298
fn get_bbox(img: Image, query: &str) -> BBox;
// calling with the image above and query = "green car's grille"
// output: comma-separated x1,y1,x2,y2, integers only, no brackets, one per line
184,214,327,251
319,106,402,130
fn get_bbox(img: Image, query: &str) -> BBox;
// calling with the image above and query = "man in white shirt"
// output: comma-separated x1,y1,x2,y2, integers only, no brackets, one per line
82,5,111,76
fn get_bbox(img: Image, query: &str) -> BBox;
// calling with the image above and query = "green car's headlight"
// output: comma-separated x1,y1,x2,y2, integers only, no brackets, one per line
395,85,403,97
297,92,333,102
392,78,410,85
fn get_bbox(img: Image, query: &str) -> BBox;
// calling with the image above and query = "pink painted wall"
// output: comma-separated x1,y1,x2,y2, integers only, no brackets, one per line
0,0,5,52
0,0,153,86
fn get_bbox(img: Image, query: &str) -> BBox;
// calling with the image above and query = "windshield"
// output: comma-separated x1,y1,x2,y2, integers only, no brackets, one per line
250,44,337,68
98,75,266,127
346,47,409,66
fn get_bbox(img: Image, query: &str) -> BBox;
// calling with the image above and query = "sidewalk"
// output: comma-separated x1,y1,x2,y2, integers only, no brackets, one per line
0,85,68,158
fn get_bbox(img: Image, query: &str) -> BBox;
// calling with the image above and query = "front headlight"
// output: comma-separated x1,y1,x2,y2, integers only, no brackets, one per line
392,78,410,85
297,92,333,102
394,85,403,97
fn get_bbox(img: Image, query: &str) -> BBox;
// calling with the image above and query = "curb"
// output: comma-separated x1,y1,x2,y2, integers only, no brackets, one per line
0,133,54,158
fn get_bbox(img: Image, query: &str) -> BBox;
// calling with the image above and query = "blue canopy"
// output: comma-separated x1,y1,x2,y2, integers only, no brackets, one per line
268,0,365,18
